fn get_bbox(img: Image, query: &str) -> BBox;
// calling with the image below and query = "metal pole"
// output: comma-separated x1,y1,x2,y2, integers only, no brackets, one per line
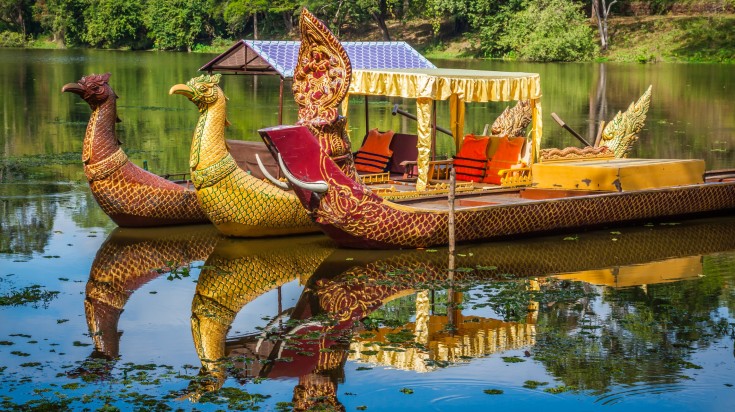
278,78,284,125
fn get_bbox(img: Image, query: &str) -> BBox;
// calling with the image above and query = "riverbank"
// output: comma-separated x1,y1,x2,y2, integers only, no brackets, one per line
374,14,735,64
337,13,735,63
9,14,734,64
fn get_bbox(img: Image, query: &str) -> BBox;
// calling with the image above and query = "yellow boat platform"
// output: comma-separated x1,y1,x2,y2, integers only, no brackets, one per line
531,158,705,192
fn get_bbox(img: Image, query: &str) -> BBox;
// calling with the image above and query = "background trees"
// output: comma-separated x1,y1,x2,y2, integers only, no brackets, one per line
0,0,731,61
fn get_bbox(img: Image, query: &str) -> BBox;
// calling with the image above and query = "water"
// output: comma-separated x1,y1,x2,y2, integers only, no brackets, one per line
1,49,734,411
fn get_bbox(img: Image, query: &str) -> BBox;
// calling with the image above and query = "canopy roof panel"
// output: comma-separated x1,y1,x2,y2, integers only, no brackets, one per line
200,40,436,78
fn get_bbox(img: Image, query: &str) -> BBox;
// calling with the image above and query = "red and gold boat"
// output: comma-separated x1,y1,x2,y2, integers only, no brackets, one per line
257,10,735,249
62,73,211,227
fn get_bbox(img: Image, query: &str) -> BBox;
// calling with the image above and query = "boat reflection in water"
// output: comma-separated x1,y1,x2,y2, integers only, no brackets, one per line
186,217,735,409
71,225,220,378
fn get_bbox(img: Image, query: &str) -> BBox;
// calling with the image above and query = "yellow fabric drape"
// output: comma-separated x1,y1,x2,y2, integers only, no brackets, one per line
449,95,466,152
530,99,542,164
416,97,433,191
348,68,542,190
349,69,542,102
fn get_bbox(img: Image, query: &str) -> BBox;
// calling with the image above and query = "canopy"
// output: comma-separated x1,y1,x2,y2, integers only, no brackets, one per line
343,68,543,190
200,40,436,78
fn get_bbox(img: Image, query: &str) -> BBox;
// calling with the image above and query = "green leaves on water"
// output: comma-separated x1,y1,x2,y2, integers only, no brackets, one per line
544,385,578,394
0,284,59,307
153,261,192,281
523,380,549,389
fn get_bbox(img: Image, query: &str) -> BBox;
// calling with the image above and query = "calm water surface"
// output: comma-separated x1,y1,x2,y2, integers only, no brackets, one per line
1,49,734,411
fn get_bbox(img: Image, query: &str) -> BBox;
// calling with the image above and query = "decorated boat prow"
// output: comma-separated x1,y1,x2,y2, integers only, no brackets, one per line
169,73,318,237
62,73,209,227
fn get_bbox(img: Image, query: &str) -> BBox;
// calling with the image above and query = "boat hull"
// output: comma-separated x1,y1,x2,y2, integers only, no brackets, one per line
320,183,735,249
260,125,735,249
88,162,209,227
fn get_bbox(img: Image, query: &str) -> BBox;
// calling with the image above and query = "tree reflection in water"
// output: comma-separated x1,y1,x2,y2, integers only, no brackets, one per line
185,217,735,410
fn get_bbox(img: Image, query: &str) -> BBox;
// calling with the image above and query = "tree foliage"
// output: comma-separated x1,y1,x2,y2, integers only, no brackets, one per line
0,0,727,60
499,0,596,61
145,0,206,51
83,0,144,48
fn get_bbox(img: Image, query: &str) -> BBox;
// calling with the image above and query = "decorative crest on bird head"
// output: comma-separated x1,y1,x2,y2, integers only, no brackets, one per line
182,73,224,108
62,72,116,106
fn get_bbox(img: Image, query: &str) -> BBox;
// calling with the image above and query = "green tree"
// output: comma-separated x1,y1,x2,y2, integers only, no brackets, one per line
499,0,596,61
0,0,34,37
360,0,399,41
145,0,206,51
427,0,525,57
32,0,85,46
223,0,268,38
83,0,145,48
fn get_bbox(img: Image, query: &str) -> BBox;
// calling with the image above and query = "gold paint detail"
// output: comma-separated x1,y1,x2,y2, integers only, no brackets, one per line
85,147,129,182
191,153,238,189
600,85,652,158
82,107,98,163
293,9,352,127
540,146,613,162
491,100,533,137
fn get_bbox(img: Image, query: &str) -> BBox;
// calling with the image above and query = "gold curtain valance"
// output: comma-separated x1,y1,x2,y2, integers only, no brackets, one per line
349,69,542,102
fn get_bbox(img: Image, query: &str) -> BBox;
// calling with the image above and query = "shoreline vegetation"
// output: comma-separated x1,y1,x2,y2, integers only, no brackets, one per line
1,1,733,63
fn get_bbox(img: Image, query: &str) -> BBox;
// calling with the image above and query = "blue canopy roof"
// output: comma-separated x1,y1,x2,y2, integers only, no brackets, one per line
200,40,435,78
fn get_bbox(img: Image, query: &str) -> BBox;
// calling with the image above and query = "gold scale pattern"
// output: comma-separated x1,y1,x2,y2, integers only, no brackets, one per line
600,85,652,158
63,73,209,227
318,180,735,248
189,236,334,393
84,227,219,358
174,74,317,237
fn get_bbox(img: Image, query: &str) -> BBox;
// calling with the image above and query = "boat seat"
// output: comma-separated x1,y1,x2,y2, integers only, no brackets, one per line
354,128,395,174
401,101,532,185
354,130,419,179
403,134,527,185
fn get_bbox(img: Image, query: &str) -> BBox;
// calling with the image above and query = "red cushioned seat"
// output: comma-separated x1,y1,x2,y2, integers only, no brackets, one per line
354,129,395,173
454,135,490,183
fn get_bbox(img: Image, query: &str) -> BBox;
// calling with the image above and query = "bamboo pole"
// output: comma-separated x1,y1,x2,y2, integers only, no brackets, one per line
448,167,456,269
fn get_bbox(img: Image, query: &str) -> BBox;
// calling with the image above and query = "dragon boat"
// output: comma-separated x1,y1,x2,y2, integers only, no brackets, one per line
257,9,735,249
62,73,211,227
169,74,320,237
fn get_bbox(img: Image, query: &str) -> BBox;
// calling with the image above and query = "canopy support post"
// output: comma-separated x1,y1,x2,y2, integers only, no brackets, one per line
278,77,284,125
432,101,437,161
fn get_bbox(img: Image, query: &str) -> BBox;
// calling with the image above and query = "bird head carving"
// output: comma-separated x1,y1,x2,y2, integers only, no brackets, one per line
62,73,117,108
169,74,226,112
